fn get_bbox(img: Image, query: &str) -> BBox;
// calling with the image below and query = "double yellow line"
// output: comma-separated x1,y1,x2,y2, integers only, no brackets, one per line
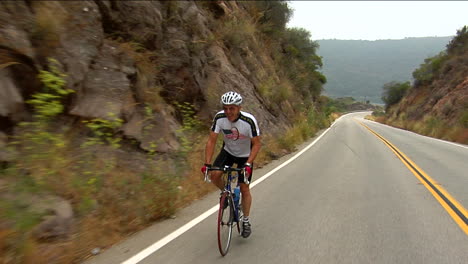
358,121,468,235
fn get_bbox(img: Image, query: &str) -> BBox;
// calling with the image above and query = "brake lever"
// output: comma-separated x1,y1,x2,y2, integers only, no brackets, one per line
243,168,250,185
204,169,211,183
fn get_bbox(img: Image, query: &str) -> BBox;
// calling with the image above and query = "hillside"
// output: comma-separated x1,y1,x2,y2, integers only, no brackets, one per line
0,1,330,262
377,26,468,144
318,37,452,103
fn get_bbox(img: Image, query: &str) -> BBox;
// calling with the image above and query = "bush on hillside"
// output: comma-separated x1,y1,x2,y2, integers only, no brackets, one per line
242,1,292,38
381,81,411,110
412,52,448,87
447,25,468,55
281,27,325,99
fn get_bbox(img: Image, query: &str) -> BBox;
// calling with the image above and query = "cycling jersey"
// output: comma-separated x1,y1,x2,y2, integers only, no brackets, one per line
211,111,260,158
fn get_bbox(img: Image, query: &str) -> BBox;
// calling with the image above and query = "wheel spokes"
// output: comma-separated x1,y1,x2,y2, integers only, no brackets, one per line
218,194,233,256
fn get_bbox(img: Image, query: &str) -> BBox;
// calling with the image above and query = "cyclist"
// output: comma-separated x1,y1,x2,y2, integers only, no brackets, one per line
201,91,261,238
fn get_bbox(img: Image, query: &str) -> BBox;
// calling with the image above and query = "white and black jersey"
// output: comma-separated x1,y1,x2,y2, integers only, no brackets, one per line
211,111,260,158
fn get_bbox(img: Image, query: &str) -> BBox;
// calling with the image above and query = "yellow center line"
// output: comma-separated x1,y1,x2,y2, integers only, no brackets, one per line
357,120,468,236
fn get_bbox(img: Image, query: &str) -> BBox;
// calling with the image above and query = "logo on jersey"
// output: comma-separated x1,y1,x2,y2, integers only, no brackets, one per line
222,127,247,141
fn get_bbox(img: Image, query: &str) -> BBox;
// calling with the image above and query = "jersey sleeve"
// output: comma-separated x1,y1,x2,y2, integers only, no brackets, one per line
251,116,260,137
211,112,225,133
240,112,260,138
211,120,220,133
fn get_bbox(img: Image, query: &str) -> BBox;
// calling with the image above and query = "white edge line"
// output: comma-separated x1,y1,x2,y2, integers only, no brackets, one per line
121,113,350,264
121,206,218,264
363,118,468,150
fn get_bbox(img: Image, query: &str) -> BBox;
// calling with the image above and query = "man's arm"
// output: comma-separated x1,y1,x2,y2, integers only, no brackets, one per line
204,131,219,164
246,136,261,164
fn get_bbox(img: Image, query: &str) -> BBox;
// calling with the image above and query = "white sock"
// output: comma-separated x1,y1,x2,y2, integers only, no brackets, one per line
243,216,250,222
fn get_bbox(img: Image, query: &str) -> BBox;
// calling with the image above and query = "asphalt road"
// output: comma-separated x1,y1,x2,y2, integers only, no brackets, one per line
85,112,468,264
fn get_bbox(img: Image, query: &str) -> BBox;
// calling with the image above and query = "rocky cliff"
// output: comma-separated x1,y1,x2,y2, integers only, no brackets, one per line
0,1,327,262
383,26,468,143
0,1,303,154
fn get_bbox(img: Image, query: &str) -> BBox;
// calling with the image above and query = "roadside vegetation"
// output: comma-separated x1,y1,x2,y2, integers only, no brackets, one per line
0,1,338,263
372,26,468,144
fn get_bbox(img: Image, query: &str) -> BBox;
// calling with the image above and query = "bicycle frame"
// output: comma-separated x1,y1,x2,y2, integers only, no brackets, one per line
204,165,249,256
204,165,249,221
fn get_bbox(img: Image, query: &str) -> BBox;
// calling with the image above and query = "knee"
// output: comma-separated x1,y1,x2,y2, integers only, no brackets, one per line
240,184,250,196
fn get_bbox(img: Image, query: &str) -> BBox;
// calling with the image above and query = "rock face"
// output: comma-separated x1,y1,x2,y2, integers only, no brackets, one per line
0,192,75,240
0,1,291,152
387,31,468,128
31,195,74,240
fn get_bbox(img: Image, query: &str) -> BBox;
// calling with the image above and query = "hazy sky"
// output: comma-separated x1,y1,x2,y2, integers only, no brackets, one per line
287,1,468,40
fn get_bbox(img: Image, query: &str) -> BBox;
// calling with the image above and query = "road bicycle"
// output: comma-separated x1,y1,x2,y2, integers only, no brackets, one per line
204,165,249,256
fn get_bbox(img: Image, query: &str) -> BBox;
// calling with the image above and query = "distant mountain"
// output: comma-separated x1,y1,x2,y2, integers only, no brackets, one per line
317,37,452,103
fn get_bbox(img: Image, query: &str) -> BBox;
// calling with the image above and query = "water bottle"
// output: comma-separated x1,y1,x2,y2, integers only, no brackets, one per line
233,186,240,207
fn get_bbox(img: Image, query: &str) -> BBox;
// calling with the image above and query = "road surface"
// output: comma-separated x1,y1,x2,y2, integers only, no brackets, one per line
85,112,468,264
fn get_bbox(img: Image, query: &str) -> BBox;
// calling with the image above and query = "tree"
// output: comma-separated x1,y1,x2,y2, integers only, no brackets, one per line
412,52,447,87
381,81,411,110
243,1,292,37
447,25,468,55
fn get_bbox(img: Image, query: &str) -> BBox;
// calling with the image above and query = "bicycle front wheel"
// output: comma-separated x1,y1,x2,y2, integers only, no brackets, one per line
235,195,243,234
217,192,234,256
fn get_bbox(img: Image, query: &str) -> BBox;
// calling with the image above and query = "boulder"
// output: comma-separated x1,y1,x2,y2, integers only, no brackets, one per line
69,40,135,120
30,195,74,241
0,69,24,121
122,109,180,153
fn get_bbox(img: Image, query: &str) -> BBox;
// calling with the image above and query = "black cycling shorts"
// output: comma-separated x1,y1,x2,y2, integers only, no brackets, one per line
213,148,253,184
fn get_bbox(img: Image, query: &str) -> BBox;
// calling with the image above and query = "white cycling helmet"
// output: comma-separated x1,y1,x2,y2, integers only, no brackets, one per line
221,91,243,105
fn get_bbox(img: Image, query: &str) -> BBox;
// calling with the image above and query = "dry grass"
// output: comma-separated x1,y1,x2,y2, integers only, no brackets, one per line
177,139,217,205
2,105,331,263
379,114,468,145
255,135,286,167
446,127,468,144
31,2,68,57
256,110,329,166
217,11,258,49
2,128,225,263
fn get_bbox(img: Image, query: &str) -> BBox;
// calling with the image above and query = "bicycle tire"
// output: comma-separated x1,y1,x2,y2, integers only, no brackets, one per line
217,192,234,256
235,198,242,234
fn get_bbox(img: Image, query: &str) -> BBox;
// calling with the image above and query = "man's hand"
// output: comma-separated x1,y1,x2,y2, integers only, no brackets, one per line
201,163,211,174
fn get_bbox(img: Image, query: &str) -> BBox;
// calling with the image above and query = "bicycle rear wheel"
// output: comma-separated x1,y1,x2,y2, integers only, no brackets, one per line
217,192,234,256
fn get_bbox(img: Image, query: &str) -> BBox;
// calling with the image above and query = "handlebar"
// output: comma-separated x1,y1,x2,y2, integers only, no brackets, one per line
204,165,250,184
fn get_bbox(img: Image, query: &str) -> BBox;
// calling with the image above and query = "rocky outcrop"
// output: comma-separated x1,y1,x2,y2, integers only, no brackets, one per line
0,189,74,241
387,43,468,127
0,1,292,153
31,195,74,241
0,1,319,261
384,27,468,144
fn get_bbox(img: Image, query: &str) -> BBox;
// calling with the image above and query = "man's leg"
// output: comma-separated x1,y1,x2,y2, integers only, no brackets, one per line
240,183,252,238
211,149,230,191
240,183,251,216
210,170,224,190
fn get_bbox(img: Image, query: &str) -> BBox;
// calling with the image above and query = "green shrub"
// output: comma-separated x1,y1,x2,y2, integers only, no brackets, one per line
174,102,203,159
412,52,448,86
219,14,257,49
243,1,292,38
9,58,71,188
82,114,124,149
424,116,443,136
447,25,468,55
381,81,410,110
460,110,468,128
27,58,73,121
372,110,386,117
